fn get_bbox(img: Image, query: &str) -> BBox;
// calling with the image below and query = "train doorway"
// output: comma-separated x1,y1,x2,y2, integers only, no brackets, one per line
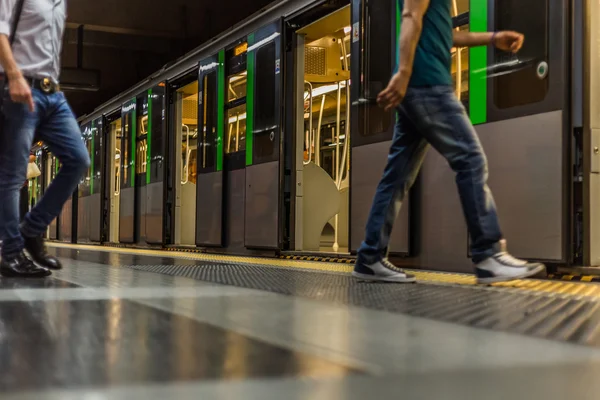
105,111,122,243
292,4,351,254
170,74,199,247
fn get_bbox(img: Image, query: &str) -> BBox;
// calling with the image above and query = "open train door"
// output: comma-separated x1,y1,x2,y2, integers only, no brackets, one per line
196,53,225,246
244,21,283,249
349,0,410,254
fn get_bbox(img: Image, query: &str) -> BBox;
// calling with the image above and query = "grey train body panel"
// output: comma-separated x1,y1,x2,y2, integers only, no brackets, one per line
196,171,223,246
245,161,279,249
77,196,90,242
227,169,246,252
478,110,564,261
138,185,147,244
49,218,58,240
60,197,73,243
396,111,565,273
119,187,135,243
350,140,410,254
145,181,164,244
89,193,102,242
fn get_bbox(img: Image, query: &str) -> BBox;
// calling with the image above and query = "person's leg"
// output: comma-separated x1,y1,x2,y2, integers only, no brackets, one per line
353,107,428,282
21,92,90,269
407,86,544,283
0,89,50,277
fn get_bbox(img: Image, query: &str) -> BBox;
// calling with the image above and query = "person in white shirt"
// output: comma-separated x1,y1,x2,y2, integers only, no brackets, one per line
0,0,90,277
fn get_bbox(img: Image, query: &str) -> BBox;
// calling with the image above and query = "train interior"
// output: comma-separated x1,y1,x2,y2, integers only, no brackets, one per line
108,115,122,243
294,5,351,254
173,79,199,247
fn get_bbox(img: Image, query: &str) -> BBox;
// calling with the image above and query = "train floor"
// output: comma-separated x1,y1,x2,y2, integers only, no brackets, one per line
1,244,600,399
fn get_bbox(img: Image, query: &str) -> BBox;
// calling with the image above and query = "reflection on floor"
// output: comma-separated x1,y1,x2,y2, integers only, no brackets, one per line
0,246,599,399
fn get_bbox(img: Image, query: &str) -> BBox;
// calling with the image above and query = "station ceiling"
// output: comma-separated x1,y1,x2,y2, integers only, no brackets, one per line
62,0,273,116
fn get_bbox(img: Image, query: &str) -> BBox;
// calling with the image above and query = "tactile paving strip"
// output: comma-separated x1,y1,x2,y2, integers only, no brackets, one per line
122,263,600,348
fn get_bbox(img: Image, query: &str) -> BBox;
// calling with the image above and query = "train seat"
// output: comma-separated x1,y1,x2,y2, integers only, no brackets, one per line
302,162,341,251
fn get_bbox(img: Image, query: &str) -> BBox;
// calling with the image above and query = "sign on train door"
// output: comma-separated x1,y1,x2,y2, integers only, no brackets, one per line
196,53,225,246
244,20,283,249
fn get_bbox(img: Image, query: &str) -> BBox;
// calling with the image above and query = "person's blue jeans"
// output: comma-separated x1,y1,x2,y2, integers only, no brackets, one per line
357,85,502,264
0,88,90,258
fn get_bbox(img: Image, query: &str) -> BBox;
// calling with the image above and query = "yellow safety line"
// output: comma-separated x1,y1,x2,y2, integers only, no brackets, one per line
49,242,600,300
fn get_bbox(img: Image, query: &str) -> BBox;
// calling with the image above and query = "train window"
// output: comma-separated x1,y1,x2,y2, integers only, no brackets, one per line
79,123,92,197
176,80,199,185
452,24,469,108
200,72,217,171
227,71,247,103
253,42,277,159
493,0,549,108
136,95,149,175
122,110,133,188
110,118,122,196
149,86,165,184
226,104,247,154
92,117,102,195
225,42,248,156
359,0,392,137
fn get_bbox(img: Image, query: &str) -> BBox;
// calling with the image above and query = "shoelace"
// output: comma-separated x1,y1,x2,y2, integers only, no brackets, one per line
494,252,527,267
381,259,407,274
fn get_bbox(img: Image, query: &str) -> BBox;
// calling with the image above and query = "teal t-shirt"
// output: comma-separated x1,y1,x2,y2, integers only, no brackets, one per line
397,0,453,87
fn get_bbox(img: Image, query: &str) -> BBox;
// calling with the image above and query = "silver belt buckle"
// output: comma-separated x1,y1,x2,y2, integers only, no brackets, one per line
41,78,52,93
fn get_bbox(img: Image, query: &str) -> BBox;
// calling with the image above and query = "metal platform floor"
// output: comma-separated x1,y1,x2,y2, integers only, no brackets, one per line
3,243,600,399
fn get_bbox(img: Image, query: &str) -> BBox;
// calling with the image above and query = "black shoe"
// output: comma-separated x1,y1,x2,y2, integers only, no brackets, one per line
21,232,62,270
0,252,51,278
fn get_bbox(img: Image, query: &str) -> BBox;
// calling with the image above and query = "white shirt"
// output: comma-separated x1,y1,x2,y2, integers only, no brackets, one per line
0,0,66,83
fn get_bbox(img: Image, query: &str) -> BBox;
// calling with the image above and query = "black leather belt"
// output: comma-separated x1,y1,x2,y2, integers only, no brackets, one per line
0,75,60,94
26,77,60,94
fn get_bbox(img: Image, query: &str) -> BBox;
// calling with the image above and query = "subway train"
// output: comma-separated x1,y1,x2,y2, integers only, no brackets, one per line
31,0,594,274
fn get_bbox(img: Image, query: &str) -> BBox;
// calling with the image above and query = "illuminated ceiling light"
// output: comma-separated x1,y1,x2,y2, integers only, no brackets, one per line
344,26,351,35
200,62,219,72
304,81,347,98
228,113,247,124
247,32,281,52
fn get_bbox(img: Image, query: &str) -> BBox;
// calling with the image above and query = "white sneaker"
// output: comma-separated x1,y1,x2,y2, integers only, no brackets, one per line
353,258,417,283
475,251,545,284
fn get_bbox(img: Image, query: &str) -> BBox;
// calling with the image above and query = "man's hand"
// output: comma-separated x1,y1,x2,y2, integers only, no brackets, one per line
493,31,524,53
377,72,408,112
8,75,34,112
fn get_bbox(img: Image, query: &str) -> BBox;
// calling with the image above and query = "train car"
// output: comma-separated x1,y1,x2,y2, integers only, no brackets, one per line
38,0,600,273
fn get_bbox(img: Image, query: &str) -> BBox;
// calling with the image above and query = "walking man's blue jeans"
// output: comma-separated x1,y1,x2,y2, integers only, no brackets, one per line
0,88,90,258
357,85,503,264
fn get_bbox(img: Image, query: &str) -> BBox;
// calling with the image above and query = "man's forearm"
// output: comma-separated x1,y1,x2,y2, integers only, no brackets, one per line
452,31,493,48
0,34,21,79
396,9,427,89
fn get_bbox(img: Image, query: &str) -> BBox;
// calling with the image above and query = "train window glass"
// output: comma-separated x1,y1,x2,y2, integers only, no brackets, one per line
225,42,248,156
253,42,276,159
359,0,392,137
80,124,92,197
177,81,199,185
227,71,247,103
122,111,132,188
150,86,165,183
200,72,217,171
226,104,247,154
493,0,548,108
452,24,470,107
92,118,102,194
110,118,122,196
136,96,149,175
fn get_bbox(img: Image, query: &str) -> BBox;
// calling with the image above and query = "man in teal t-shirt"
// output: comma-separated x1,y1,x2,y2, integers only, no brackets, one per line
354,0,545,284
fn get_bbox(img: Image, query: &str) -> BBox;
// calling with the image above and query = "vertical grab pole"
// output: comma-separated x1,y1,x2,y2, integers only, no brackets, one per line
333,81,342,252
